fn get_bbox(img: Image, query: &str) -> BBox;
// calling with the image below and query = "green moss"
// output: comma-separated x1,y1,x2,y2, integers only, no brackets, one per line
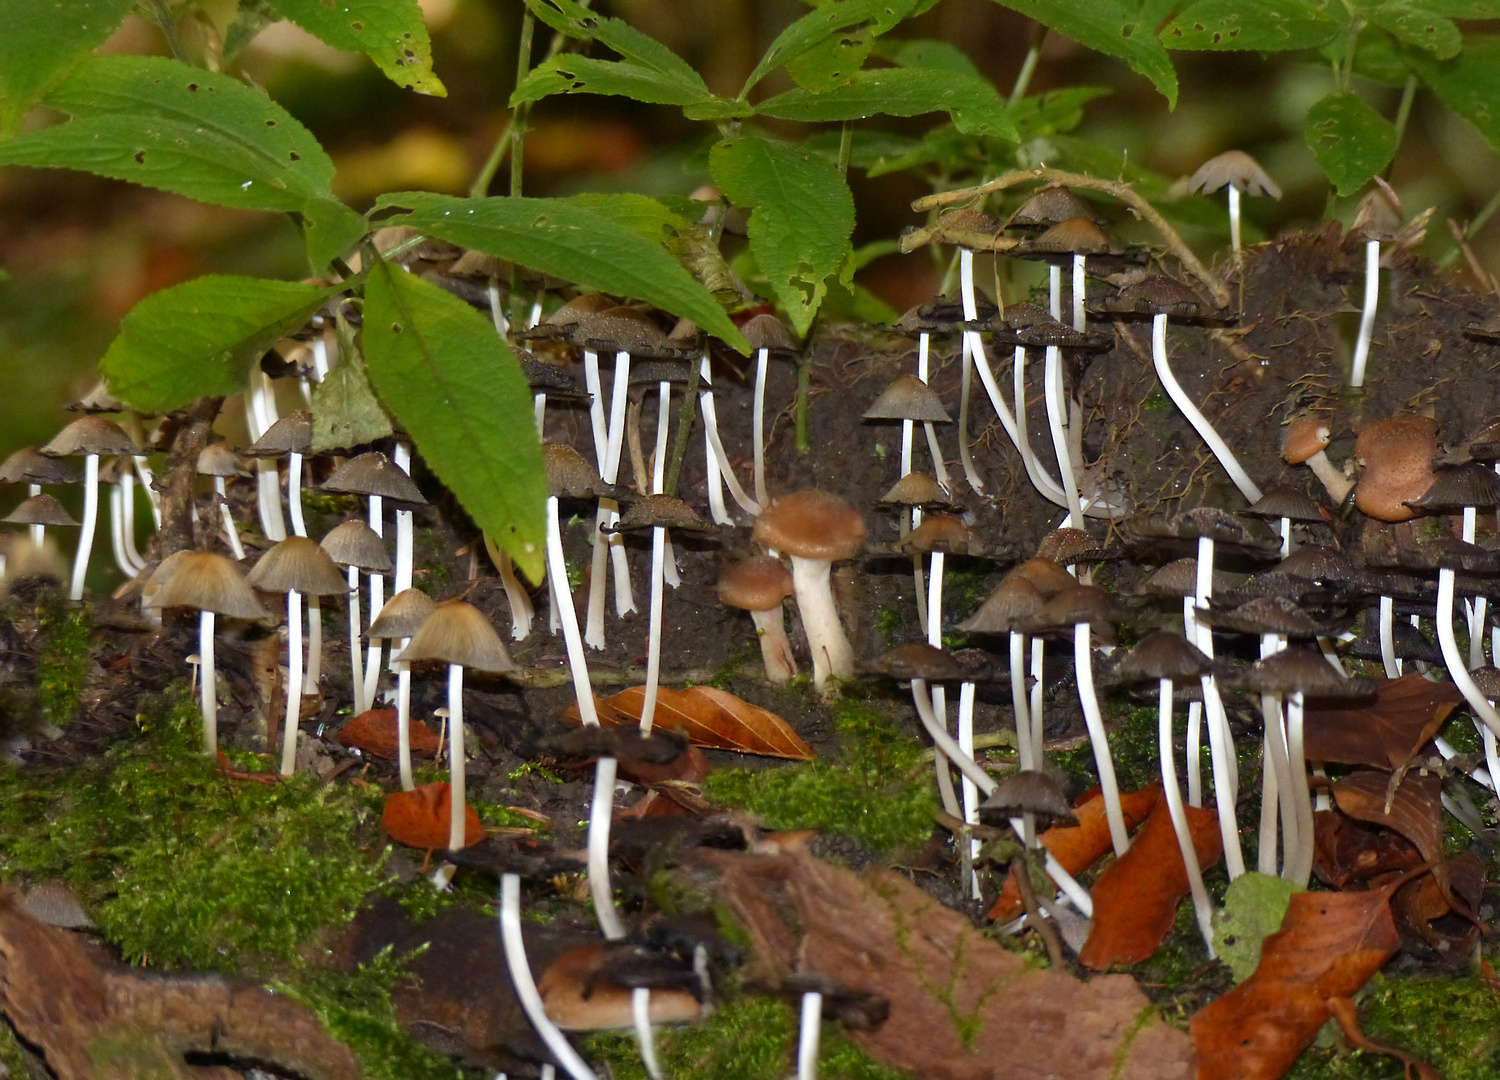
702,702,935,855
586,993,913,1080
1144,390,1169,412
874,606,903,645
35,590,91,726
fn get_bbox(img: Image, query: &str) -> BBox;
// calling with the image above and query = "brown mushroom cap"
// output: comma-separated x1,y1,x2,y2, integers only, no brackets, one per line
611,494,713,534
1283,416,1332,466
1234,647,1373,698
320,520,393,572
40,415,139,457
879,472,954,509
717,555,794,612
741,313,796,352
196,443,247,478
148,551,266,618
1006,185,1108,231
322,452,427,503
978,769,1078,827
398,598,516,674
1097,275,1209,319
1009,556,1076,599
542,442,605,499
753,489,865,562
958,574,1044,634
538,944,704,1032
245,411,313,456
900,514,973,556
0,447,81,486
1349,186,1402,242
862,375,951,423
1187,150,1282,199
1115,630,1212,683
1354,416,1440,522
867,642,970,682
2,494,78,527
366,587,437,640
246,536,350,596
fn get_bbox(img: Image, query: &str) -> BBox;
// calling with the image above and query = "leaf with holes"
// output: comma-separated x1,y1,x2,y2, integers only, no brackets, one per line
266,0,445,95
740,0,926,95
1363,0,1461,58
381,782,483,850
1408,33,1500,153
560,685,814,760
0,56,365,269
1162,0,1346,51
362,259,547,582
710,132,854,337
0,0,136,136
758,67,1017,139
374,191,749,352
99,275,338,414
1303,90,1398,196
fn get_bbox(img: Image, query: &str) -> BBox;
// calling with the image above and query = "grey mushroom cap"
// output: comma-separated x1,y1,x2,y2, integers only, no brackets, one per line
1204,596,1321,637
1006,185,1109,231
978,769,1078,828
1094,276,1214,320
245,411,313,456
1187,150,1282,199
958,575,1044,635
542,442,607,499
1246,485,1326,523
1233,647,1374,698
893,296,991,337
627,360,693,386
879,472,957,510
865,642,972,683
741,313,796,352
322,452,427,503
1026,583,1124,631
1349,187,1402,243
1115,631,1212,684
247,536,350,596
40,415,139,458
148,551,267,618
397,598,517,674
518,293,617,341
968,301,1113,350
862,375,951,423
320,520,393,572
520,355,588,399
1405,465,1500,512
609,494,714,534
0,447,81,486
3,494,79,527
1277,544,1360,583
568,307,699,360
197,444,248,478
366,587,437,640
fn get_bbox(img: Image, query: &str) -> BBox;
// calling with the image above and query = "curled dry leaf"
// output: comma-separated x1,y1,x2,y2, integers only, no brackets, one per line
1389,852,1487,961
337,708,440,759
382,782,484,851
1304,674,1461,771
1326,996,1442,1080
561,685,813,760
1332,769,1450,905
1312,808,1422,889
990,783,1161,922
1079,797,1223,970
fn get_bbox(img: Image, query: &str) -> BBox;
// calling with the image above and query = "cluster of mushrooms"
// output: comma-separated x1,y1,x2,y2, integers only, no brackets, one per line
7,155,1500,1079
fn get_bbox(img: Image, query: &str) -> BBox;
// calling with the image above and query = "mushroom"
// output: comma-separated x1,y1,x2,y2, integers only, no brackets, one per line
244,410,312,539
1347,182,1403,390
1246,484,1327,559
752,491,865,694
39,415,139,600
959,572,1044,776
741,313,797,507
1186,150,1282,262
98,457,145,577
320,519,392,715
717,556,797,685
365,587,436,791
196,443,248,561
0,446,80,547
1282,416,1352,505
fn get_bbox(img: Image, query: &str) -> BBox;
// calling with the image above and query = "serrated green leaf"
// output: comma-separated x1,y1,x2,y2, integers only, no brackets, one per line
0,56,364,269
884,38,982,77
983,0,1179,107
363,260,546,582
1211,872,1301,983
512,55,717,108
1162,0,1346,51
759,67,1017,139
265,0,445,95
785,25,874,92
1409,34,1500,151
525,0,712,88
1011,85,1113,138
741,0,923,95
99,276,336,414
1303,90,1399,195
374,192,749,351
0,0,136,136
710,133,854,337
313,315,394,454
1361,0,1461,58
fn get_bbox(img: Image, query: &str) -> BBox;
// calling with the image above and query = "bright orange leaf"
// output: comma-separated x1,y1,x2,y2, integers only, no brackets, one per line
338,709,440,760
560,685,813,759
381,782,484,852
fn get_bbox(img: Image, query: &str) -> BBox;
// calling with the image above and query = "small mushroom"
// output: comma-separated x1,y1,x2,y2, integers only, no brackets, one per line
718,556,797,685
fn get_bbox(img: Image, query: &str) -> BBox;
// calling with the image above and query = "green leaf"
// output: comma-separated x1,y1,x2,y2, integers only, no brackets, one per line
884,38,982,77
1212,872,1301,983
1361,0,1461,58
1353,29,1415,87
99,275,336,414
1012,85,1114,137
0,56,365,269
710,132,855,337
1162,0,1346,51
741,0,923,96
224,0,281,65
865,123,980,177
758,67,1017,139
785,25,875,92
374,191,749,352
512,55,718,108
525,0,712,87
1303,90,1399,195
1409,34,1500,152
312,313,394,454
983,0,1179,107
363,260,546,582
0,0,136,136
265,0,445,95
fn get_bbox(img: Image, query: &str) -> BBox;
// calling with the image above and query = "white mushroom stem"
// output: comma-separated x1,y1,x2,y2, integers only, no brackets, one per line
390,442,415,674
958,679,981,899
107,484,131,577
1305,450,1353,504
1379,594,1401,679
583,349,609,465
700,370,760,515
1010,631,1032,771
1284,689,1316,885
446,662,467,851
1151,314,1263,504
929,683,961,819
1349,239,1380,389
789,555,855,692
486,535,534,641
1227,183,1243,258
287,451,307,538
1438,508,1500,741
605,356,635,616
1072,253,1087,333
797,991,823,1080
753,346,770,507
499,875,600,1080
248,369,287,542
68,453,99,601
1158,676,1215,954
488,280,507,336
589,754,627,940
1471,597,1487,671
1259,633,1301,883
751,608,798,685
1192,535,1245,877
1074,621,1128,856
632,988,664,1080
396,660,414,791
911,678,988,795
279,589,304,776
957,328,986,494
133,455,162,527
957,251,986,494
27,482,42,547
311,330,331,381
363,495,385,711
346,565,366,714
639,525,668,735
121,473,146,572
916,341,952,492
534,392,547,438
653,382,680,589
199,609,218,756
1044,345,1084,525
1186,700,1204,807
585,353,636,647
1259,740,1279,876
1029,638,1045,765
212,476,245,560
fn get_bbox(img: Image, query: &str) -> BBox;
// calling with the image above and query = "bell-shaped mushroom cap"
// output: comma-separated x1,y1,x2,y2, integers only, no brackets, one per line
753,489,865,562
626,360,692,387
247,536,350,596
1115,630,1211,683
1205,596,1321,637
741,313,796,352
893,295,983,337
3,493,79,527
0,447,81,486
66,379,127,414
196,443,247,478
520,354,588,398
866,642,970,682
245,411,312,457
978,769,1078,827
1346,614,1440,664
322,452,427,504
611,494,713,534
539,944,704,1032
542,442,605,499
718,555,794,612
1234,647,1373,698
1246,485,1325,522
1007,185,1108,231
1173,506,1257,545
320,520,392,572
1138,557,1242,598
1277,544,1359,583
900,514,974,556
149,551,266,617
1405,464,1500,512
1036,527,1105,565
366,587,436,640
1283,416,1332,466
862,375,951,423
879,471,954,509
1009,556,1075,599
1187,150,1282,198
1096,275,1210,319
570,306,696,360
1354,415,1439,522
1013,216,1118,261
398,598,516,674
40,415,139,458
1349,185,1402,242
1030,583,1123,630
958,574,1044,634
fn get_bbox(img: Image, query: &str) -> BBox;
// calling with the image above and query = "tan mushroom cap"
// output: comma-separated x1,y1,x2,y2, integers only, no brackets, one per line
398,598,516,674
862,375,951,423
1009,556,1075,599
900,514,973,556
753,489,865,562
1007,185,1108,230
40,415,139,457
196,443,247,478
366,587,437,640
1027,216,1116,255
148,551,266,618
1354,415,1440,522
1187,150,1282,199
718,555,794,612
3,494,78,527
741,312,796,352
879,472,952,508
322,452,426,503
1350,185,1403,242
0,447,80,486
320,520,392,572
542,442,604,499
958,574,1044,634
247,536,350,596
1282,416,1332,465
539,944,704,1032
245,411,312,457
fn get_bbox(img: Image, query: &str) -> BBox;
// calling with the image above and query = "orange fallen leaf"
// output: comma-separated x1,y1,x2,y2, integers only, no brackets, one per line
1079,798,1222,969
989,783,1160,922
337,709,440,760
1191,882,1408,1080
1312,808,1422,889
1304,674,1461,771
1332,769,1450,905
381,782,484,854
561,685,813,760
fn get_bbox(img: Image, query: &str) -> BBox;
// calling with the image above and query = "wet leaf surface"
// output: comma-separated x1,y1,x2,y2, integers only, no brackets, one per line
380,782,484,851
562,685,814,759
1303,674,1462,770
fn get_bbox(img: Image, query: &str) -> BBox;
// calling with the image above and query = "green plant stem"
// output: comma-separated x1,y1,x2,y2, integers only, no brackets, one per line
795,358,812,455
1388,74,1417,173
147,0,193,64
837,122,853,176
663,355,702,498
1008,24,1046,106
1471,188,1500,237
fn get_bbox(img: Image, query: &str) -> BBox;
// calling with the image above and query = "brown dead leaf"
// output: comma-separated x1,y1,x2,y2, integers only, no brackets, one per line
1304,674,1461,770
1332,769,1449,904
1079,798,1223,970
717,849,1194,1080
561,685,813,759
1312,809,1422,889
382,782,484,852
1191,883,1406,1080
337,709,439,760
1327,996,1441,1080
1390,852,1487,961
989,783,1161,922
